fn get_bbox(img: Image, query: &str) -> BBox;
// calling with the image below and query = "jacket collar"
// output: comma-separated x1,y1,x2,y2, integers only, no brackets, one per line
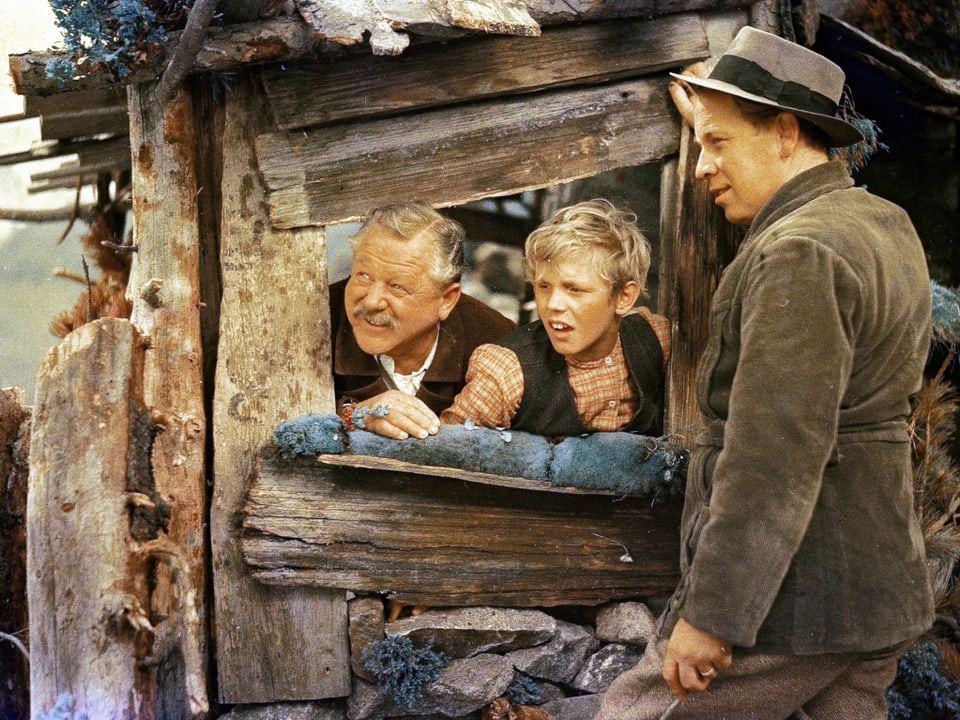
746,160,854,243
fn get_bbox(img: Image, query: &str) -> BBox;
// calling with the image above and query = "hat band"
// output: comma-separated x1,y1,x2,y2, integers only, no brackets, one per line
710,55,838,117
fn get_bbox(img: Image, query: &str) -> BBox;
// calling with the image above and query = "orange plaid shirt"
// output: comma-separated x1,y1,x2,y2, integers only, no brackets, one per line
441,307,671,431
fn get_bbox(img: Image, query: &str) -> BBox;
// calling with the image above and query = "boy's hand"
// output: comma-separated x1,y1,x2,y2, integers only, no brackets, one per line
355,390,440,440
662,618,733,700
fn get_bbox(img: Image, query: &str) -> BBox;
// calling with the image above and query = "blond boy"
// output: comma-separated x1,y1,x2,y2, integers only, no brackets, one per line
441,199,669,436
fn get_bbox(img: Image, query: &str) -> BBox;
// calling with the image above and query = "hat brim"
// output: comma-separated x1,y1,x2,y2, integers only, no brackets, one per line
670,72,864,147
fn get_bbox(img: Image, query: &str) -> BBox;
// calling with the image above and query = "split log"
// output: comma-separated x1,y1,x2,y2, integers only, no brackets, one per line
27,319,155,718
522,0,753,23
210,72,349,703
242,454,682,607
257,77,681,227
127,83,209,717
261,13,709,130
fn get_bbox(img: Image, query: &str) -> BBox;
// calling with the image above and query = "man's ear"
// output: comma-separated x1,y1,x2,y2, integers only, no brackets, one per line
615,281,642,315
776,112,801,157
437,283,462,321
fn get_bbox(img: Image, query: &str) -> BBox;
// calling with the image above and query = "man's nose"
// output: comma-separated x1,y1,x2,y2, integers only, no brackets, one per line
695,149,716,180
363,282,389,309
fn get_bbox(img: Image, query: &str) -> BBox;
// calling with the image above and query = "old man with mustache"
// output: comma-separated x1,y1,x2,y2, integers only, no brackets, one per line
330,202,516,440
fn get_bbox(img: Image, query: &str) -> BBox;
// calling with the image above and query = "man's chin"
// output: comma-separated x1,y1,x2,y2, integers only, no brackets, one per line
351,328,396,356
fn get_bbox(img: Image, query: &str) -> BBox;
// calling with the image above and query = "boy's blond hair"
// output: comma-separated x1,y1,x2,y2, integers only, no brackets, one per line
524,199,651,298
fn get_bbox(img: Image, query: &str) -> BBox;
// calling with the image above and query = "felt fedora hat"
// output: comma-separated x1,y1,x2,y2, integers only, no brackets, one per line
671,26,863,147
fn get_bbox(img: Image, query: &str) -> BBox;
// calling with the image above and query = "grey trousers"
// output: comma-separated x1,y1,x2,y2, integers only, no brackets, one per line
595,637,909,720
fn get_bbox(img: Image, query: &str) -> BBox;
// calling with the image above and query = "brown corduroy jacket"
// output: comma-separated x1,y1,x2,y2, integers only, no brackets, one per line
660,161,934,654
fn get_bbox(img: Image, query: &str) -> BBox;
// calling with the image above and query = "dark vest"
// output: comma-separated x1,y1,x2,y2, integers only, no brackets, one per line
494,313,664,436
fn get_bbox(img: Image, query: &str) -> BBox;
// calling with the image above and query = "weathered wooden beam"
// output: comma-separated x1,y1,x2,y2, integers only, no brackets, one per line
23,87,127,116
29,145,130,184
127,83,209,717
257,77,680,227
8,16,339,98
523,0,752,22
299,0,539,56
27,176,98,193
211,72,349,703
27,319,154,718
261,13,708,129
24,89,128,139
37,106,128,140
242,454,682,606
375,0,540,37
8,1,752,97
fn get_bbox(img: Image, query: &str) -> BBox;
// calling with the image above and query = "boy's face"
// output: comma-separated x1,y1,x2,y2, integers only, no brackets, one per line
533,251,640,363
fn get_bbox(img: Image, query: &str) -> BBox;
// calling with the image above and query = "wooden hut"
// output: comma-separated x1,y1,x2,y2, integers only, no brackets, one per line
4,1,808,716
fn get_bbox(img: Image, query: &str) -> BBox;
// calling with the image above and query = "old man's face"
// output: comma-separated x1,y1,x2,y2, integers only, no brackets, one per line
345,225,460,374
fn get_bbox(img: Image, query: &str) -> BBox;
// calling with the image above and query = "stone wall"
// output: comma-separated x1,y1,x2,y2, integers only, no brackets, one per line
222,599,666,720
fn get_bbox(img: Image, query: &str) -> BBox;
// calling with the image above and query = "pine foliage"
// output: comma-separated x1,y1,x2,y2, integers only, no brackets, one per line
361,635,451,708
887,641,960,719
46,1,191,82
910,354,960,616
844,0,960,79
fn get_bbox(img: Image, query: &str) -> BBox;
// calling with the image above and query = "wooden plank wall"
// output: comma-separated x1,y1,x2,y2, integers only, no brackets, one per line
210,73,350,704
256,13,711,226
243,455,683,606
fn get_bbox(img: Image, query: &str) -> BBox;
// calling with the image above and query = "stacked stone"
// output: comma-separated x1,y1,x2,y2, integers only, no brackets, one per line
346,601,662,720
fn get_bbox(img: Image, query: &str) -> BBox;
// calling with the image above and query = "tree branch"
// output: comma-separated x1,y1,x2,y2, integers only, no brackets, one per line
152,0,220,108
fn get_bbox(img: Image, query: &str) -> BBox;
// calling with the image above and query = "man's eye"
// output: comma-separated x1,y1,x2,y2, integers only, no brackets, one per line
390,282,409,296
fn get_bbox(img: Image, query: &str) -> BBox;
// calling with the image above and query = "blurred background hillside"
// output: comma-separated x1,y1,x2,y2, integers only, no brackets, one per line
0,0,95,401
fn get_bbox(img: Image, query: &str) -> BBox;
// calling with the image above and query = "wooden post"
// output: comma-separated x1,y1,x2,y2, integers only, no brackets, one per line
27,319,154,718
210,71,349,703
660,127,741,440
127,82,209,718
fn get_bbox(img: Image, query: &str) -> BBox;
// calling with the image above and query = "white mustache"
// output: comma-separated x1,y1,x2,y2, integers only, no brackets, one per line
352,302,399,330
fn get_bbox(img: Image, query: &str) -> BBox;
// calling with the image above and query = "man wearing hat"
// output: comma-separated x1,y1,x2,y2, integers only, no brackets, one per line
597,26,933,720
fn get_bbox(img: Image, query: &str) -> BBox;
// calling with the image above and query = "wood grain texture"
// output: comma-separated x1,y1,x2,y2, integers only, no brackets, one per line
210,72,349,703
127,83,210,717
261,13,708,130
27,319,152,718
242,454,682,606
257,78,680,227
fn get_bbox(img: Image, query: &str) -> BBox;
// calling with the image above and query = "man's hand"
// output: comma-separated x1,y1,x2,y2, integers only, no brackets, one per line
668,61,710,128
354,390,440,440
662,618,733,701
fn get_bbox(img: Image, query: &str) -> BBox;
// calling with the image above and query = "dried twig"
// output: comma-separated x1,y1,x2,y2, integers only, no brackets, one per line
153,0,219,107
82,255,93,322
56,175,85,244
0,630,29,663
